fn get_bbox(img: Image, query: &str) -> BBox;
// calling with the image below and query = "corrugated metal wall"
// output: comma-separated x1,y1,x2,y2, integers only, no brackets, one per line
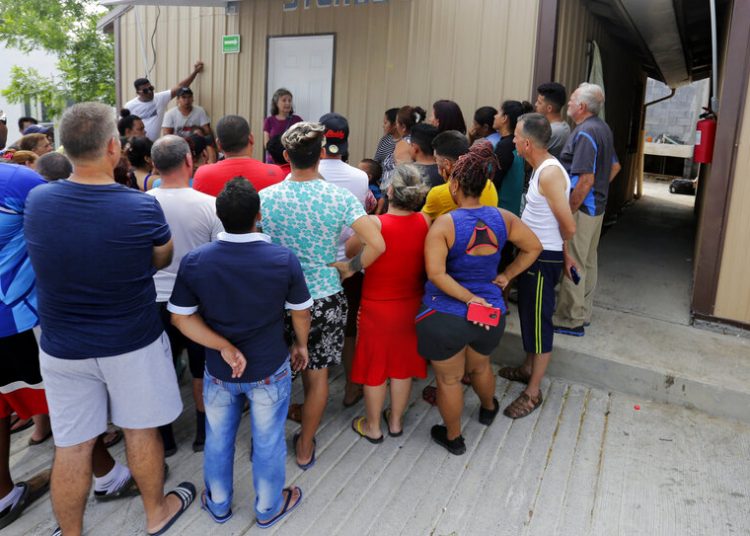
118,0,539,162
553,0,643,212
714,65,750,324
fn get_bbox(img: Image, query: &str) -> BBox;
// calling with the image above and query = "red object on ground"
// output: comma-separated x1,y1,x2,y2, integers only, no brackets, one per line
634,404,641,411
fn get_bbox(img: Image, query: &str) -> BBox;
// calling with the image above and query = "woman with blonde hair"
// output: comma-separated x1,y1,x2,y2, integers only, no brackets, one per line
348,164,430,442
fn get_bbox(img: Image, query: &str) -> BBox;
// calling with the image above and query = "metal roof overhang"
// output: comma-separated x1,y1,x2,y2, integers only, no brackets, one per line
100,0,241,5
583,0,731,87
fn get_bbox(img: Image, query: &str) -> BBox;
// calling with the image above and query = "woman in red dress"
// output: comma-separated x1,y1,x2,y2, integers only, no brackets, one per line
349,164,430,442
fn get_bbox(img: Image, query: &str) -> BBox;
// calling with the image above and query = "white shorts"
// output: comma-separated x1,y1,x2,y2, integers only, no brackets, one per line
39,332,183,448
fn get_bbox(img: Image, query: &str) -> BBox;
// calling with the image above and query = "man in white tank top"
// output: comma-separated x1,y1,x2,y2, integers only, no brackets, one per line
498,113,576,419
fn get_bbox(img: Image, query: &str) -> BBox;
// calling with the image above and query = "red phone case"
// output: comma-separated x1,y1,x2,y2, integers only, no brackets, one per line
466,303,501,326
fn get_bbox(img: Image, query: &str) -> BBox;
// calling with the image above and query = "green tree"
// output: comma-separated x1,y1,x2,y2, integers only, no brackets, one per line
0,0,114,118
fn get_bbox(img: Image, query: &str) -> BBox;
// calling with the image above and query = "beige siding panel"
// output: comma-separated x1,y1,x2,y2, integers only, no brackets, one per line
117,0,539,162
714,67,750,324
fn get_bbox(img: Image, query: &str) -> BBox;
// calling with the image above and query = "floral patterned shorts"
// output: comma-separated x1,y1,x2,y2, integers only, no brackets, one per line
286,291,348,370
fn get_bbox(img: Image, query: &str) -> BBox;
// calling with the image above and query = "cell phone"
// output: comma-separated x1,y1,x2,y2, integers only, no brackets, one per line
570,266,581,285
466,302,501,327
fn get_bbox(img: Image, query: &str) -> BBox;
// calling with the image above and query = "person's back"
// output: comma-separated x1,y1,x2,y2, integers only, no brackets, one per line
25,180,168,357
548,121,571,158
497,150,525,216
193,115,285,196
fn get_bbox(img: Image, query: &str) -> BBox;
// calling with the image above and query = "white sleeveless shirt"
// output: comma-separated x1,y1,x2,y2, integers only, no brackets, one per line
521,158,571,251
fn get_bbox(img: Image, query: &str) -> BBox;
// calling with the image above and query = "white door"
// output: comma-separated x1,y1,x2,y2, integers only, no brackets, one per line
267,35,334,124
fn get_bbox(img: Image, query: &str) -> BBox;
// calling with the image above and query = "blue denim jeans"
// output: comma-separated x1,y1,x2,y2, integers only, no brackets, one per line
203,360,291,520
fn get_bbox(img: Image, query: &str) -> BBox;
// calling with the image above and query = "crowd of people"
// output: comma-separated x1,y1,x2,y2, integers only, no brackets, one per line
0,63,619,534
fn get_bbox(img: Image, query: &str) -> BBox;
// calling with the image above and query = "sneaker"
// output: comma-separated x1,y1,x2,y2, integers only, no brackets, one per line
553,325,585,337
430,425,466,455
478,397,500,426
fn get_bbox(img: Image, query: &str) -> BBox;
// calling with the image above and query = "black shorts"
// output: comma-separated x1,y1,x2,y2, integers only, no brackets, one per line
342,271,364,338
517,250,563,354
286,292,347,370
158,302,206,379
415,306,506,361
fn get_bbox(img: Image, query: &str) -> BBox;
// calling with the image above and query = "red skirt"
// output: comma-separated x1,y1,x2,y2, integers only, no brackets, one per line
351,296,428,386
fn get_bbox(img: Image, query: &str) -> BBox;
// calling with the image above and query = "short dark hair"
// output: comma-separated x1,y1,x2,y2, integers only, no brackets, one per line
501,100,534,131
36,152,72,181
133,77,150,90
536,82,567,112
281,121,325,170
216,115,251,154
474,106,498,129
518,113,552,148
18,116,37,131
216,177,260,233
432,130,469,161
432,99,467,134
409,123,439,156
266,134,286,165
19,133,47,152
359,158,382,182
384,108,399,125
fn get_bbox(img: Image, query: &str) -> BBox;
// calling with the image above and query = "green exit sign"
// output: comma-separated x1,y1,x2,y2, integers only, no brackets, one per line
222,34,240,54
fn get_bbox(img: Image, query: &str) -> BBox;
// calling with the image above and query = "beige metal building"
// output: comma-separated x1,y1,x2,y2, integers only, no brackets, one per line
100,0,749,329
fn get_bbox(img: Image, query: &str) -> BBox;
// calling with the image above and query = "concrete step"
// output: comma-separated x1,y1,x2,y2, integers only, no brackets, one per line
494,304,750,425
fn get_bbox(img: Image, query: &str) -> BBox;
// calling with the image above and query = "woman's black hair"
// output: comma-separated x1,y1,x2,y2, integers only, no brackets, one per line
126,135,153,168
474,106,498,130
117,109,141,137
432,99,467,134
385,107,399,124
451,140,499,198
501,100,534,131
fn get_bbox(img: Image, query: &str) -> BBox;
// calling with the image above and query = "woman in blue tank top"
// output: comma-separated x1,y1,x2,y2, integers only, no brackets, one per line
416,140,542,455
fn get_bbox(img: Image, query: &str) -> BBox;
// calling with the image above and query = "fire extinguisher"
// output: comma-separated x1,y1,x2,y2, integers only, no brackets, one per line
694,108,716,164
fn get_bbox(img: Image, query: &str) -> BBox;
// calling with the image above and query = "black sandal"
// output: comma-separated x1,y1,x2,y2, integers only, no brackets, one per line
382,408,403,437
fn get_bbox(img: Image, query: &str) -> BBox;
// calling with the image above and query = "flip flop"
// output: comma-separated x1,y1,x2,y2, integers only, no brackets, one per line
351,417,384,444
9,418,33,435
28,429,53,446
382,408,402,438
201,489,232,524
292,432,316,470
256,486,303,529
94,474,139,502
146,482,196,536
421,385,437,406
0,483,30,530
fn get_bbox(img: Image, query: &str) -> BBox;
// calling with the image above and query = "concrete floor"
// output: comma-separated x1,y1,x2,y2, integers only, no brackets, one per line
597,179,695,326
7,366,750,536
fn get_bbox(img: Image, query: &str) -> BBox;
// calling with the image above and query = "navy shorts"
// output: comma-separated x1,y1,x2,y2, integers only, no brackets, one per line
517,250,564,354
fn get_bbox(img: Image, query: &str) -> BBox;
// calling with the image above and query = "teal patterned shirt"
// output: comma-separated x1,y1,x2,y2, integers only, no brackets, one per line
259,178,366,299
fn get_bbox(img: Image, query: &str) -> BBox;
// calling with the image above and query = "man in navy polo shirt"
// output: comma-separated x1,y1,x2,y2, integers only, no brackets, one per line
24,102,195,536
169,178,311,527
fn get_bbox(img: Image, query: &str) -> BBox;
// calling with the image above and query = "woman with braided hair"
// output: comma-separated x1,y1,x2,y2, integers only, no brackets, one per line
416,140,542,455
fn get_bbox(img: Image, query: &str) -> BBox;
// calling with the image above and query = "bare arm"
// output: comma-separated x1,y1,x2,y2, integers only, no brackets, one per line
393,139,412,164
263,131,270,150
289,308,311,372
344,215,380,258
170,60,204,99
609,160,621,183
569,172,594,213
152,240,173,270
494,210,542,288
171,312,246,378
539,167,576,240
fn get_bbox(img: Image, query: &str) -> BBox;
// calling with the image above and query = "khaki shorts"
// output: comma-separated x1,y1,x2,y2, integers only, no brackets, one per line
40,332,183,447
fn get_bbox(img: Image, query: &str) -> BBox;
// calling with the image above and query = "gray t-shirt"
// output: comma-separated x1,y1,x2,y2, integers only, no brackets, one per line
558,116,617,217
162,104,210,137
548,120,571,158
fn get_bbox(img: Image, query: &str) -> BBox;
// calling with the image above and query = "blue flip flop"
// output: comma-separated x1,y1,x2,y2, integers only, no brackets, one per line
256,486,303,529
292,431,316,470
147,481,196,536
201,489,233,524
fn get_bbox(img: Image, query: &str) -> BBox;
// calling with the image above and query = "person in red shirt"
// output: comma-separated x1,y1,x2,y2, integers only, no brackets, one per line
193,115,285,196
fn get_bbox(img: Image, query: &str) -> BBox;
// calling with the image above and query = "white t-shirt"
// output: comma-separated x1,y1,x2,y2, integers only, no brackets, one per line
162,105,210,137
125,90,173,141
317,158,369,261
147,187,224,301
